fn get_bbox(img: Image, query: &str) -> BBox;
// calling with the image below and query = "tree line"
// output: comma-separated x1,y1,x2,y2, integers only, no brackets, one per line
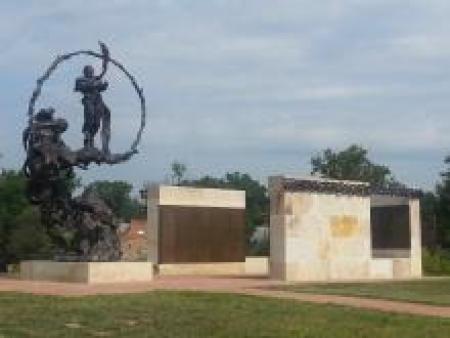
169,145,450,254
1,144,450,270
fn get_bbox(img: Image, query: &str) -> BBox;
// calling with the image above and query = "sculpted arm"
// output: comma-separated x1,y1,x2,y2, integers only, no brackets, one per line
75,77,108,92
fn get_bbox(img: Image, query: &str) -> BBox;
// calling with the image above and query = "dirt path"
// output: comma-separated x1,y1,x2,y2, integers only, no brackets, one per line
240,289,450,318
1,275,449,318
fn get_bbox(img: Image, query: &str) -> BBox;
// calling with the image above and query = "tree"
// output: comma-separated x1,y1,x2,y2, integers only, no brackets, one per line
0,170,53,267
310,144,400,187
436,156,450,249
223,172,269,233
85,180,141,222
6,208,52,261
170,161,187,185
0,170,31,266
421,192,438,249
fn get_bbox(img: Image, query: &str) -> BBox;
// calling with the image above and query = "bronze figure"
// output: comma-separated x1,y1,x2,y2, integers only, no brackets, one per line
23,42,146,261
74,43,111,153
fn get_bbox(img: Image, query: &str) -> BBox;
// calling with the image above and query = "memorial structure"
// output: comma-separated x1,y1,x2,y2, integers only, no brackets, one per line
269,175,422,281
20,42,152,283
146,185,249,275
17,44,423,284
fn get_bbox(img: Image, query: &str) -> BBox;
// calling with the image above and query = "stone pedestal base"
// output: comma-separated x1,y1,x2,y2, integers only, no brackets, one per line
157,262,245,276
20,261,153,283
155,257,269,276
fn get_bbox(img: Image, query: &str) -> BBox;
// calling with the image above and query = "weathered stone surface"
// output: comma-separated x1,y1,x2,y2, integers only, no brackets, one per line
151,185,245,208
281,176,422,198
409,199,422,277
245,257,269,275
370,259,394,279
20,261,153,283
156,257,269,276
158,262,244,276
269,175,422,282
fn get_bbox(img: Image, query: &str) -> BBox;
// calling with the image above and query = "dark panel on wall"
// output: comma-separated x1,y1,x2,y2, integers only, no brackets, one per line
159,206,246,263
371,205,411,250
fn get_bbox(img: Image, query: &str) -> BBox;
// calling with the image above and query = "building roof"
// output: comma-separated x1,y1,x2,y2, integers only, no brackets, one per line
272,175,422,198
120,218,146,241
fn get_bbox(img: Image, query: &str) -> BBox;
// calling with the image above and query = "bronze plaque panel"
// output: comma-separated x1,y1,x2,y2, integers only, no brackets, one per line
371,205,411,250
159,206,245,263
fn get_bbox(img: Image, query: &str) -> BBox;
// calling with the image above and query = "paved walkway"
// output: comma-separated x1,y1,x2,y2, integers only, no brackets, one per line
1,275,449,318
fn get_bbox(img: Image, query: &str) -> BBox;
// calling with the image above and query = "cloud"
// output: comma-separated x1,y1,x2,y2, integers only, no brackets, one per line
1,1,450,190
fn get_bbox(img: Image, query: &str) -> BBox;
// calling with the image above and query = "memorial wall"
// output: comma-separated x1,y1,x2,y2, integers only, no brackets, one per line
269,175,422,281
147,185,246,273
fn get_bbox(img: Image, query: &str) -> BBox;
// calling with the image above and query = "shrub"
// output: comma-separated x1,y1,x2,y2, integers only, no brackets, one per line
422,248,450,276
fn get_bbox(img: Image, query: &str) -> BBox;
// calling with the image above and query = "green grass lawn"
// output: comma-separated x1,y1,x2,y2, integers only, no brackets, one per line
280,278,450,306
0,291,449,338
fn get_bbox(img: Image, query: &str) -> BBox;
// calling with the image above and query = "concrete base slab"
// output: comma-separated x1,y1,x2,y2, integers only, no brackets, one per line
158,262,245,276
20,261,153,283
157,258,269,276
245,257,269,275
370,259,394,279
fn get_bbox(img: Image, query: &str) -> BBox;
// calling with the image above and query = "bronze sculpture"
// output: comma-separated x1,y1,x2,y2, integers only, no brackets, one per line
23,42,146,261
74,43,111,153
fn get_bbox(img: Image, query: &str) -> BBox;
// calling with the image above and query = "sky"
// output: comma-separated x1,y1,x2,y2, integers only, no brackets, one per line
1,0,450,191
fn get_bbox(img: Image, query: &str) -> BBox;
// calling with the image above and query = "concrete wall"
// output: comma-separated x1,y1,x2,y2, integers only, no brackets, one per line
409,199,422,277
158,262,244,276
147,187,160,263
147,185,245,265
269,176,422,281
20,261,153,283
157,257,269,276
270,176,371,281
152,185,245,209
369,195,422,278
244,256,269,275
